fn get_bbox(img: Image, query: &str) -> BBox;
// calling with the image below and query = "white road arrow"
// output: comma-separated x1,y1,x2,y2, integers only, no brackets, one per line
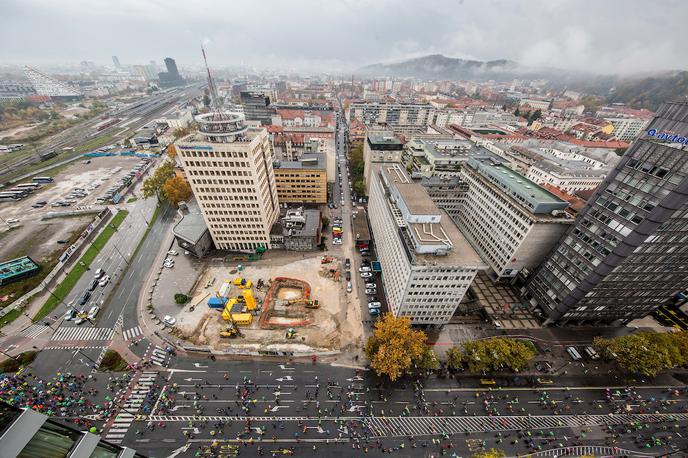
181,427,200,434
270,405,290,412
184,378,202,382
169,404,190,412
348,405,365,412
273,392,291,396
279,365,294,370
276,376,293,382
346,376,364,381
193,363,208,368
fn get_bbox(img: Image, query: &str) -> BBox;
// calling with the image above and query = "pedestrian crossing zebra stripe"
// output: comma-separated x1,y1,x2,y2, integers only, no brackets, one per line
123,326,142,341
51,326,115,341
44,345,105,350
149,347,168,366
528,445,655,456
104,372,158,444
18,325,49,339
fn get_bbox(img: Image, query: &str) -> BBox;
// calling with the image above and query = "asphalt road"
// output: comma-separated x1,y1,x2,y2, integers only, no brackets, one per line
35,355,684,458
28,200,175,376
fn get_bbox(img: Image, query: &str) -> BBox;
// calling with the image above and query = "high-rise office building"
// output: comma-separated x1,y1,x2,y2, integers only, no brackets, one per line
176,112,279,252
112,55,121,68
158,57,183,87
240,91,275,125
526,101,688,325
368,163,483,326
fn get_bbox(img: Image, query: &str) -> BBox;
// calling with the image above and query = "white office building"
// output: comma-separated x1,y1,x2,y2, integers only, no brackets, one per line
347,101,435,126
455,156,573,281
604,116,651,142
368,163,483,326
176,112,279,252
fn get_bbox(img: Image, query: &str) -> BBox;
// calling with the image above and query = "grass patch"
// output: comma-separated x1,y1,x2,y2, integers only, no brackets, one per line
127,197,138,203
0,222,88,313
0,309,23,330
0,351,37,373
98,350,130,372
32,210,129,322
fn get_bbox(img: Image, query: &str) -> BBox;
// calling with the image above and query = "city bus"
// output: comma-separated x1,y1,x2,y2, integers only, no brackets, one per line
15,183,41,191
32,176,54,183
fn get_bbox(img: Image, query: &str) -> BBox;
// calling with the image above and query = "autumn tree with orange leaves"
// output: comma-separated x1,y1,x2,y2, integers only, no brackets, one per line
364,313,430,381
162,175,192,208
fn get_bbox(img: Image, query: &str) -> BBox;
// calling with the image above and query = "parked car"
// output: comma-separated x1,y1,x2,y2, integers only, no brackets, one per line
6,218,20,224
359,266,371,272
345,271,351,281
167,250,178,256
99,275,110,287
63,309,77,321
346,282,352,293
94,268,105,280
368,302,381,309
365,288,377,295
88,279,99,291
365,282,376,289
333,238,342,245
163,315,176,326
87,305,100,320
344,258,351,269
360,272,373,278
368,308,380,317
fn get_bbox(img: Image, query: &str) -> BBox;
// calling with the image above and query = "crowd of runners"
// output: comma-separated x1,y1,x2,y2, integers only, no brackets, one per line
1,366,687,457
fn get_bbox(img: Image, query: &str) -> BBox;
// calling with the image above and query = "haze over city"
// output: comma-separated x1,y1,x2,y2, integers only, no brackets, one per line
2,0,688,74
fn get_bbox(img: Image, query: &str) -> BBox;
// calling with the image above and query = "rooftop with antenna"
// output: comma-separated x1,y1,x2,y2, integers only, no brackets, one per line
195,46,248,143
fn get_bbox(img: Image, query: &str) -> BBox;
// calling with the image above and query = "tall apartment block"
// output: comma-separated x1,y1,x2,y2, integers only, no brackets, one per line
347,101,435,126
526,102,688,325
453,156,573,281
176,112,279,252
368,163,483,326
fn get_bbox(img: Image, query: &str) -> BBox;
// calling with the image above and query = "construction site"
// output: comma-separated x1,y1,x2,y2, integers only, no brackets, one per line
167,252,362,355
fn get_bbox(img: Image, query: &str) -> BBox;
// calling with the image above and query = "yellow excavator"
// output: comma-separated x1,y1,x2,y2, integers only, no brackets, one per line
277,299,320,309
220,319,242,338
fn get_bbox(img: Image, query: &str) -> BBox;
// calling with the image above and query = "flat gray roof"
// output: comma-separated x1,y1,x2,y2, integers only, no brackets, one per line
276,153,326,170
413,210,484,267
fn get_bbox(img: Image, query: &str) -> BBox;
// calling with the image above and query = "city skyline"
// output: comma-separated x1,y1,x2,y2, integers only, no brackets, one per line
2,0,688,74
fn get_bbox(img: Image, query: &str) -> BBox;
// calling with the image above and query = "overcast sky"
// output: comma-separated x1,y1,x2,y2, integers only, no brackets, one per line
2,0,686,74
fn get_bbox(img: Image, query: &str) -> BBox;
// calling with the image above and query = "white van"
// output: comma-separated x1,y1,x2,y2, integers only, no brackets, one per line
566,346,582,361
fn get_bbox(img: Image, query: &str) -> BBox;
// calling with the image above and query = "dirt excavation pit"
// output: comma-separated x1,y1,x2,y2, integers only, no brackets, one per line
171,255,355,354
277,287,302,300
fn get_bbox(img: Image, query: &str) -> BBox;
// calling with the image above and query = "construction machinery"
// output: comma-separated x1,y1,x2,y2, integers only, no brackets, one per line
221,289,257,325
274,298,320,309
220,321,242,338
286,328,297,339
233,278,252,289
321,256,334,264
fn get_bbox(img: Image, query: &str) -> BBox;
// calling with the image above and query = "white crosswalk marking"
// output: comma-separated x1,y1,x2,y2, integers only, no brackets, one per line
18,324,50,339
123,326,142,341
149,346,168,366
104,372,157,444
51,326,115,341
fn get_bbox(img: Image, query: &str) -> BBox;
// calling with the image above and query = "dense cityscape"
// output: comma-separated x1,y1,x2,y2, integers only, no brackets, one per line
1,1,688,457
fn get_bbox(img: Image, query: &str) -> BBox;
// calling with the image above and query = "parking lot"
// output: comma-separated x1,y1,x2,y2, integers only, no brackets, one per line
0,155,144,224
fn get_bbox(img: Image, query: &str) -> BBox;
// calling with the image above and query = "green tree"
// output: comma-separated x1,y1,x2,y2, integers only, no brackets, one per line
445,347,464,371
365,314,428,381
321,216,329,231
353,179,366,197
462,338,535,373
594,332,672,377
414,346,439,374
513,107,520,117
142,161,175,200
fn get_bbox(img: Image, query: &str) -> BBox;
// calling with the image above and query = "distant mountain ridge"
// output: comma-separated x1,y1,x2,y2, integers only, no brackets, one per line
357,54,521,81
356,54,688,111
